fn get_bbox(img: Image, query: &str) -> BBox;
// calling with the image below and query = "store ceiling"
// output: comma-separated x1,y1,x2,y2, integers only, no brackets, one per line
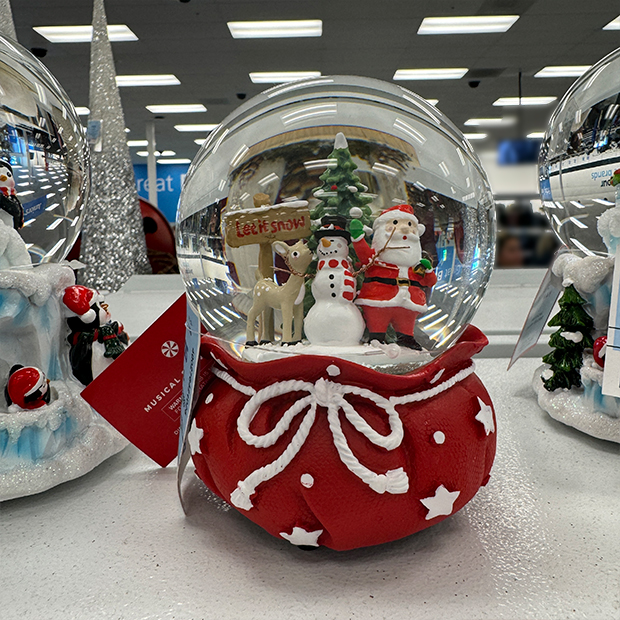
11,0,620,163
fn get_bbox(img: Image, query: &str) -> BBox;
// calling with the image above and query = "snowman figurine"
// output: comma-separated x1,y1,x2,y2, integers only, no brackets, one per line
304,215,365,346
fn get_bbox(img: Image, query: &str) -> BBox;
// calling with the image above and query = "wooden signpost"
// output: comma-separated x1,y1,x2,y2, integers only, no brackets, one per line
222,193,311,339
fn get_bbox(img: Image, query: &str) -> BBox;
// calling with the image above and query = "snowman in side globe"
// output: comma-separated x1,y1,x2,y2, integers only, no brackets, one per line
0,160,30,269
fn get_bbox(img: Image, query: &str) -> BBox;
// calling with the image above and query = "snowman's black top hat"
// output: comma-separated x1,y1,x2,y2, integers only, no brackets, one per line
314,214,351,243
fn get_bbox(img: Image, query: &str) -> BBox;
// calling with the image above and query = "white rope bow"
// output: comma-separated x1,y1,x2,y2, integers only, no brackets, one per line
211,362,475,512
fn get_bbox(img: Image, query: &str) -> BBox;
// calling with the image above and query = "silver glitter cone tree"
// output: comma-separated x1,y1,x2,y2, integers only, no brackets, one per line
80,0,151,292
0,0,17,40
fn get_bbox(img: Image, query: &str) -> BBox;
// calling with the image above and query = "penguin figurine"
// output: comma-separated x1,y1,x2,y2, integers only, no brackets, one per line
62,285,129,385
5,365,51,410
0,161,24,230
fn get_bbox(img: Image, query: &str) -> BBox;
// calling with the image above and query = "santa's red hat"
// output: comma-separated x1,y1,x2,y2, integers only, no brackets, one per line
62,285,102,324
373,204,425,235
6,365,50,410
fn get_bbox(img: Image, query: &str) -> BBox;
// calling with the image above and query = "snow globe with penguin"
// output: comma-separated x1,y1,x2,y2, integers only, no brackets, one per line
0,35,127,501
177,75,498,550
534,48,620,444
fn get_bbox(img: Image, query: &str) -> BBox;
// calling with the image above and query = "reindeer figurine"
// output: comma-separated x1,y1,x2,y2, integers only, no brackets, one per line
246,239,312,346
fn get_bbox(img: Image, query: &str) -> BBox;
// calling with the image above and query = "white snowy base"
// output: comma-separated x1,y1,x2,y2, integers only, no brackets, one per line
532,365,620,444
242,340,432,370
0,380,127,501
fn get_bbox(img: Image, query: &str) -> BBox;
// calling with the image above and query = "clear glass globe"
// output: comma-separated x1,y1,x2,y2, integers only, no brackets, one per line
0,35,89,263
540,47,620,255
177,75,495,371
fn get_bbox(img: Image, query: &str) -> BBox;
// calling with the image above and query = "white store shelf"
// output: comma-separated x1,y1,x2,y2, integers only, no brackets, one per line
4,271,616,620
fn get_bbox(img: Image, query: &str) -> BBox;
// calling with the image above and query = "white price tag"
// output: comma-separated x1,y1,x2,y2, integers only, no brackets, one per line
602,250,620,396
177,298,201,510
508,258,563,369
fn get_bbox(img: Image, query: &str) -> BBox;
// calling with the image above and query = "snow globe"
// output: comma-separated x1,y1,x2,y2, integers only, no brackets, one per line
535,48,620,443
0,36,126,501
177,75,497,550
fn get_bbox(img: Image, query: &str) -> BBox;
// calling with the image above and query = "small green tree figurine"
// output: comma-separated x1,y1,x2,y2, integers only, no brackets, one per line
309,132,373,249
542,284,594,391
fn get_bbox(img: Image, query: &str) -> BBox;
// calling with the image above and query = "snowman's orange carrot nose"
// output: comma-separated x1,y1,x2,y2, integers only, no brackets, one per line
321,238,331,248
0,175,7,182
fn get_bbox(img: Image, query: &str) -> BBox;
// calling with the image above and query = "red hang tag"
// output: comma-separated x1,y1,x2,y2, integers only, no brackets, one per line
82,294,211,467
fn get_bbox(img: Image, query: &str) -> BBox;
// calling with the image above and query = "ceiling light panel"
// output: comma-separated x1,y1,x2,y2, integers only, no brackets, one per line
33,25,138,43
534,66,591,78
127,140,148,147
464,133,488,140
174,124,218,132
157,159,192,165
116,74,180,87
228,20,322,38
249,71,321,84
464,117,516,126
418,15,519,35
603,15,620,30
75,107,90,115
393,68,468,80
146,104,206,113
493,96,557,106
136,150,176,157
527,132,546,139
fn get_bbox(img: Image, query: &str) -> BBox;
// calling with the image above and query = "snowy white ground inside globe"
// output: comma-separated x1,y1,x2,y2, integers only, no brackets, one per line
242,340,432,372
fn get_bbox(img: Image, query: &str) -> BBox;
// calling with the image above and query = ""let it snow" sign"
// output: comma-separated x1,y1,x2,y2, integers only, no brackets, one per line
223,199,311,248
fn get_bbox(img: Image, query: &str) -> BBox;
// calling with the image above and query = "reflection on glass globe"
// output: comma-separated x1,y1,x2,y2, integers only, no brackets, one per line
177,75,495,371
0,35,89,263
540,47,620,255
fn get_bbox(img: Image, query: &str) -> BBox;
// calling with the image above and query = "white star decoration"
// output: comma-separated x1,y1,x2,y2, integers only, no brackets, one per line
475,397,495,435
187,419,204,455
280,526,323,547
420,484,460,520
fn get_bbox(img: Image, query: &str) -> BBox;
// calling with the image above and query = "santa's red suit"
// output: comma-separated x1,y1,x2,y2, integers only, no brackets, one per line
353,239,436,335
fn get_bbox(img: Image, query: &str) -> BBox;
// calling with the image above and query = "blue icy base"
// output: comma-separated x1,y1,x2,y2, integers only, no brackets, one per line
0,415,77,463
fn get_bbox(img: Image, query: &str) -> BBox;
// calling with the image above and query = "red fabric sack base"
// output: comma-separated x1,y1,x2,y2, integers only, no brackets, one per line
191,324,496,551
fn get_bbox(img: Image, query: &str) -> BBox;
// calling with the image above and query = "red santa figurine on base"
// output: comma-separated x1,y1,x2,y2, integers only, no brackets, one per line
350,204,436,350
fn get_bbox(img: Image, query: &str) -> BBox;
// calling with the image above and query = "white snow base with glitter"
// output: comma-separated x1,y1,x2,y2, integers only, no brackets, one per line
532,253,620,443
0,379,126,501
532,363,620,444
0,262,127,500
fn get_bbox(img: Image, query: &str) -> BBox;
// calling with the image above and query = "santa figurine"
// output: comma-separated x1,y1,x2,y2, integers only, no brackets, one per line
5,365,51,410
62,285,129,385
350,204,436,350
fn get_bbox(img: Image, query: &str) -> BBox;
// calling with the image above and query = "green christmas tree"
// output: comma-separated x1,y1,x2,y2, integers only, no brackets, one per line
309,132,373,249
542,284,594,391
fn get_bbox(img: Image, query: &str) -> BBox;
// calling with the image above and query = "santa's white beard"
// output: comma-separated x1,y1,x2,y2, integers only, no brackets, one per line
371,227,421,267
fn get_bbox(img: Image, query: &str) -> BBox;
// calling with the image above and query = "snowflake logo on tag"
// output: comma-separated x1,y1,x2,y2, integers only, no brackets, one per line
161,340,179,358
